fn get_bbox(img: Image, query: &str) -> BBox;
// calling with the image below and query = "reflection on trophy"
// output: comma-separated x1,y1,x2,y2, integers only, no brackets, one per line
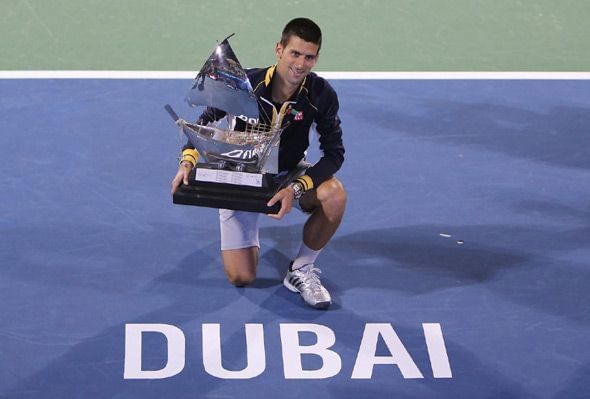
165,35,295,213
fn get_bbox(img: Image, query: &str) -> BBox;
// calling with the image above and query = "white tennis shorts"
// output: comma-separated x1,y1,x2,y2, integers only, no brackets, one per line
219,162,311,250
219,208,261,250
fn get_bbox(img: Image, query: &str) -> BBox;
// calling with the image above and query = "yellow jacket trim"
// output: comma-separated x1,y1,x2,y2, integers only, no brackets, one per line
264,64,276,86
262,64,307,95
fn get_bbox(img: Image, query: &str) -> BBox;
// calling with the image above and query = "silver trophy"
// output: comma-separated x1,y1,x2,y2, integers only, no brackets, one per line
165,35,295,213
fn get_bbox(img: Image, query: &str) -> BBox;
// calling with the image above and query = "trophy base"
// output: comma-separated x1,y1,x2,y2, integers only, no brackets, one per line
173,166,294,214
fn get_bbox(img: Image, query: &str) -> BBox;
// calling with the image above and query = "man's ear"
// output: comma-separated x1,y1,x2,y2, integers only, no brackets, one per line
275,42,283,59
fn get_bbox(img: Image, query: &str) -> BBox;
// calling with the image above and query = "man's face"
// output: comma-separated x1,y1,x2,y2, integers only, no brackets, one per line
275,35,320,87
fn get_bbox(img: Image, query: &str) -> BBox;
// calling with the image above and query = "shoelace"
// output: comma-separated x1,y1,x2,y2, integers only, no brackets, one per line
300,266,323,291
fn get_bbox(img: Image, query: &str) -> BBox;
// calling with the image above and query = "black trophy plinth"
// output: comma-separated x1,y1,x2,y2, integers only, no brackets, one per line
173,165,294,214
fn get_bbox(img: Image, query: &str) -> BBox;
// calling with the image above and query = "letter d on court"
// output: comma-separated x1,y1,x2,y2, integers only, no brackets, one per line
124,324,186,379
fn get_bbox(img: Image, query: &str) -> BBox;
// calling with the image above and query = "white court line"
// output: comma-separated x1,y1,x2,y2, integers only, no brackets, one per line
1,71,590,80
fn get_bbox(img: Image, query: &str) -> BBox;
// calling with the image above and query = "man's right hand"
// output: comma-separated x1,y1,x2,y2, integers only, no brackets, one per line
171,161,193,194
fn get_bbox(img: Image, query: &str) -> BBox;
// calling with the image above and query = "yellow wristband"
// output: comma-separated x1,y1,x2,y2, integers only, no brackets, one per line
180,148,199,167
295,175,313,192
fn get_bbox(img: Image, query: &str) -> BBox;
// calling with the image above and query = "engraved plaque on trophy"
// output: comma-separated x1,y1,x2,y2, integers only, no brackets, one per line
165,35,294,214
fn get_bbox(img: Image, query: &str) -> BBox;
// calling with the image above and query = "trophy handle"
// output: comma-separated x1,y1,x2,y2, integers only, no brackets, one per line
164,104,180,122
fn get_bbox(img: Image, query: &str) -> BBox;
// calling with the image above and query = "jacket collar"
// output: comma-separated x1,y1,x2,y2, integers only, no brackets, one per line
259,64,308,100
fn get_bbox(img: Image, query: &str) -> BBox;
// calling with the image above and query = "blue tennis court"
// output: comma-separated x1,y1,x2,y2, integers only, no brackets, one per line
1,78,589,398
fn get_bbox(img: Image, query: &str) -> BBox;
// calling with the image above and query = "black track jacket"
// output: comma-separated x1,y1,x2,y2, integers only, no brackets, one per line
193,65,345,189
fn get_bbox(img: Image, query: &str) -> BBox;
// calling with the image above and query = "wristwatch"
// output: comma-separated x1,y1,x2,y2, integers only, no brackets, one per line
288,181,305,200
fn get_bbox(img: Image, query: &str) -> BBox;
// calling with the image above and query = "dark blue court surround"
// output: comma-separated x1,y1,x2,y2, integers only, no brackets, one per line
1,79,589,398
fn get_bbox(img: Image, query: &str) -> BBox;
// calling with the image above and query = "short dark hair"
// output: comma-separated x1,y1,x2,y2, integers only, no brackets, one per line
280,18,322,51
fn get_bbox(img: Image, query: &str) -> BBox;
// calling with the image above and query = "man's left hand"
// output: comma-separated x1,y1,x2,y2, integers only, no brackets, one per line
267,187,296,219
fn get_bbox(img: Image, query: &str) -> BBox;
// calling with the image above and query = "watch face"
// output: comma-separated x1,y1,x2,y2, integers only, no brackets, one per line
290,182,303,199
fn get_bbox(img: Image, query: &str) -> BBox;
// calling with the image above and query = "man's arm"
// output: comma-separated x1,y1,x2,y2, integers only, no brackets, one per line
172,106,223,193
267,81,345,218
174,106,227,194
299,80,345,191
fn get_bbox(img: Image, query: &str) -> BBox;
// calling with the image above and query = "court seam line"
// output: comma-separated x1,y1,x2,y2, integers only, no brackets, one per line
1,71,590,80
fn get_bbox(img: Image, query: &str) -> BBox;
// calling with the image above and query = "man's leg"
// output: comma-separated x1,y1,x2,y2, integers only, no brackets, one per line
219,209,260,287
284,177,346,309
222,247,258,287
299,177,347,251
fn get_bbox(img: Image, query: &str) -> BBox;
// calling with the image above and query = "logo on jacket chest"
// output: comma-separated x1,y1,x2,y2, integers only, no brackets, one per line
287,106,304,121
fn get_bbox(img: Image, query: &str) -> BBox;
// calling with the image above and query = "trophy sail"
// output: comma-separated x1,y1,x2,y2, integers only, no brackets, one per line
186,34,259,120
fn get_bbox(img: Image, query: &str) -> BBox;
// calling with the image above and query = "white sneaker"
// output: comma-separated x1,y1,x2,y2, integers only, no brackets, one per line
283,263,331,309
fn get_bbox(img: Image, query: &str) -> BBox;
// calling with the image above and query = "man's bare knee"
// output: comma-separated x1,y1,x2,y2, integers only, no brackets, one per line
227,272,256,287
317,178,347,220
222,247,258,287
